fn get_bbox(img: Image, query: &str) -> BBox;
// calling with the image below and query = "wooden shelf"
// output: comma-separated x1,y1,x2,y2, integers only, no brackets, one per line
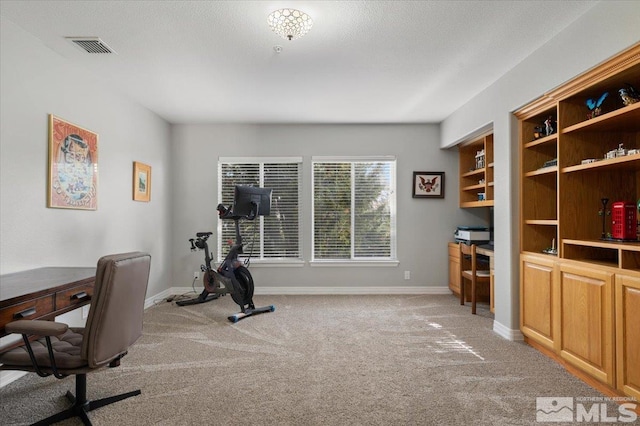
562,102,640,134
460,200,494,208
561,153,640,173
563,239,640,252
524,134,557,149
525,219,558,226
564,257,620,269
461,168,485,178
524,166,558,177
521,250,556,256
462,183,485,191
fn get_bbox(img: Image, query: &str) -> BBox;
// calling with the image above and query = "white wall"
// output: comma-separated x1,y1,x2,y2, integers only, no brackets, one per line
440,1,640,336
0,17,172,298
170,123,485,291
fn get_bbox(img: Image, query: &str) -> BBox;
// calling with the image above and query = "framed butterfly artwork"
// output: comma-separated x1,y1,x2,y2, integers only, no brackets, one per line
412,171,444,199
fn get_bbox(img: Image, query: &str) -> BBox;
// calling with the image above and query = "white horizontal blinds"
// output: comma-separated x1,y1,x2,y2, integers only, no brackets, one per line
313,159,396,260
219,164,259,258
354,162,394,258
313,163,352,259
219,160,301,260
263,163,300,258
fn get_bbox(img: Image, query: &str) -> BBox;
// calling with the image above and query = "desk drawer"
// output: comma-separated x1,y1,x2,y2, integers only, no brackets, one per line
449,243,460,259
56,283,93,310
0,295,55,326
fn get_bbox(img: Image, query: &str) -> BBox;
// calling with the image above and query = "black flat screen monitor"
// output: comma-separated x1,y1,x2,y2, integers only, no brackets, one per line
233,185,272,217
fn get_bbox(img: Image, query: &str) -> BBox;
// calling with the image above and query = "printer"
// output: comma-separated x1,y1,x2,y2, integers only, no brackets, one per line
454,226,491,244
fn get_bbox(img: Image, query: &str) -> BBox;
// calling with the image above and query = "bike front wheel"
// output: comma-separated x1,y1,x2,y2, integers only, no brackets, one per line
230,265,254,308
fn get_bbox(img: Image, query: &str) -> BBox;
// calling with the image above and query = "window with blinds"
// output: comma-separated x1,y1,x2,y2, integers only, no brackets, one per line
218,158,301,261
312,157,396,261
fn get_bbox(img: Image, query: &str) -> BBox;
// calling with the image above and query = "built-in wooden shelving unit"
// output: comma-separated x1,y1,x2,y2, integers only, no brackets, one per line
459,133,493,208
517,42,640,401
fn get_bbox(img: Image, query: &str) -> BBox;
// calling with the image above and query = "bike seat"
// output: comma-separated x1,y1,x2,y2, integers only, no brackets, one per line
196,232,213,237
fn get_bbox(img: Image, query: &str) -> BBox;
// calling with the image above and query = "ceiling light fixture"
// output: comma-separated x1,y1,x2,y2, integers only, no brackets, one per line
267,8,313,41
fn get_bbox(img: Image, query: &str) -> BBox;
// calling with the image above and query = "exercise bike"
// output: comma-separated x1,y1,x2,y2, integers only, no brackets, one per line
176,186,275,323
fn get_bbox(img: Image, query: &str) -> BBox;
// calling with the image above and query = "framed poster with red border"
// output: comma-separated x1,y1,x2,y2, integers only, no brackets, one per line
48,114,98,210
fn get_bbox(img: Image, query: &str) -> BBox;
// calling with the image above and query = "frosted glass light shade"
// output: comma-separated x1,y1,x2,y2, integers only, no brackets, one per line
267,9,313,41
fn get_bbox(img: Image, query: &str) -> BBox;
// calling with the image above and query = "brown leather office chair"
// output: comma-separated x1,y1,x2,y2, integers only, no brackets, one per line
0,252,151,426
459,243,490,314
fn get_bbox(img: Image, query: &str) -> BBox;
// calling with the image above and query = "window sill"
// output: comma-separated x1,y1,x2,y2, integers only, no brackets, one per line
310,260,399,267
239,259,305,267
230,259,401,268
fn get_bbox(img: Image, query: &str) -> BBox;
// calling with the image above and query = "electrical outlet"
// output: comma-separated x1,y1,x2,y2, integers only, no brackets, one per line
194,271,200,279
404,271,410,280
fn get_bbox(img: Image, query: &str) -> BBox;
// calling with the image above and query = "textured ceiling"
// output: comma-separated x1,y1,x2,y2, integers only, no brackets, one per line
0,1,598,124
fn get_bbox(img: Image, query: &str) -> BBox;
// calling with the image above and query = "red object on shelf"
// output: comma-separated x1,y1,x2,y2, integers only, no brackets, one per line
611,201,636,240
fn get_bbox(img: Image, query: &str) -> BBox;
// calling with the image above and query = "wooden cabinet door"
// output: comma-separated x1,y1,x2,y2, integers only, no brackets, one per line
615,272,640,400
520,253,557,351
448,243,461,295
558,262,615,386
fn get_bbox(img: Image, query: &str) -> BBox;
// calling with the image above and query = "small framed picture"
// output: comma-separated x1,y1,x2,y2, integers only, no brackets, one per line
133,161,151,202
412,171,444,198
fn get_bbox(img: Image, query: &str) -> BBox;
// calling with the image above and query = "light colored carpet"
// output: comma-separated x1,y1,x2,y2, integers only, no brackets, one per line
0,294,617,425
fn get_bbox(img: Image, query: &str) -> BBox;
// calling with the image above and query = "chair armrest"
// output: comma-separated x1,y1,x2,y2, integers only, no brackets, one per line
5,320,68,336
4,320,69,379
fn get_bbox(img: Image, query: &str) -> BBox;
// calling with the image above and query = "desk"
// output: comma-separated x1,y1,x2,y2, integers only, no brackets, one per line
448,242,495,313
0,267,95,338
475,245,494,313
475,245,494,266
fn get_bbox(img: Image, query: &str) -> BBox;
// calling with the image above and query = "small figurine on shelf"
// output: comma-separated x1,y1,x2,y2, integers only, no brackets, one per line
544,116,556,136
542,238,558,256
618,83,640,106
586,92,608,119
475,149,485,169
532,116,556,140
606,143,628,160
533,125,544,140
599,198,611,239
611,201,637,241
541,158,557,168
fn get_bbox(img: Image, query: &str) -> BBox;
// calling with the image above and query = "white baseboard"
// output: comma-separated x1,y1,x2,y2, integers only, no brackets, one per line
165,286,451,296
144,288,177,309
493,320,524,341
257,286,451,295
0,370,27,388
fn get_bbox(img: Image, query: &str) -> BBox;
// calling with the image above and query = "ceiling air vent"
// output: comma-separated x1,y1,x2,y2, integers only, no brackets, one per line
66,37,115,54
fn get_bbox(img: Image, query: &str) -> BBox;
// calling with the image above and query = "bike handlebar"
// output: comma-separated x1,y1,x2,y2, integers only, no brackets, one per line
217,203,257,221
189,203,255,252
